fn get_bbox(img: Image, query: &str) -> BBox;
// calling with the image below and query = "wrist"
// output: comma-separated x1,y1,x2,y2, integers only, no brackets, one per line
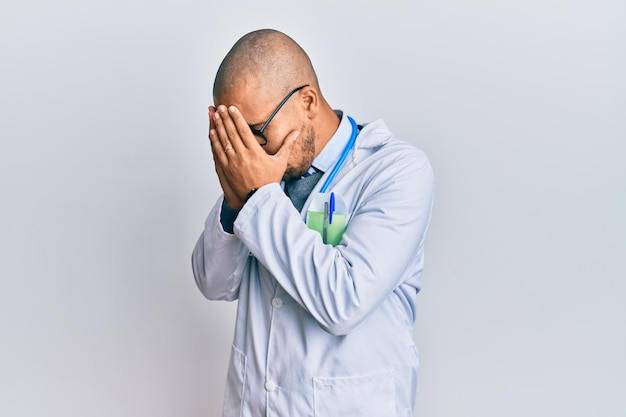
224,194,244,211
244,188,258,204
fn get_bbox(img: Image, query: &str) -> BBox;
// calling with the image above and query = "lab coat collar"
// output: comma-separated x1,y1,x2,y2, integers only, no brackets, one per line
313,110,393,176
314,112,394,172
355,118,394,149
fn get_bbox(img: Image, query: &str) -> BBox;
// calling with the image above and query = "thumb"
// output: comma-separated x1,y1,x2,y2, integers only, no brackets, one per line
274,130,300,161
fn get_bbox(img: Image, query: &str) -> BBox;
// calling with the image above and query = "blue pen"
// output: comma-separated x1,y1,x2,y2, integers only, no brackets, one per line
329,192,335,224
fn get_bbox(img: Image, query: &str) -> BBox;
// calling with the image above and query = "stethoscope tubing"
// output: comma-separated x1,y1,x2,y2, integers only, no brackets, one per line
319,116,359,193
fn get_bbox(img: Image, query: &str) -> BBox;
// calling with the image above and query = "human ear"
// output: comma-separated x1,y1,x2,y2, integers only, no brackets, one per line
299,86,319,120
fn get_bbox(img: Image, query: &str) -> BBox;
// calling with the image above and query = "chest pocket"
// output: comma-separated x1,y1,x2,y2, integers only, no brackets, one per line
313,368,396,417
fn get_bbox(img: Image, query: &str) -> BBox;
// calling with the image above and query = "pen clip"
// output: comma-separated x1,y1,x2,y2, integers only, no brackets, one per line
329,192,335,224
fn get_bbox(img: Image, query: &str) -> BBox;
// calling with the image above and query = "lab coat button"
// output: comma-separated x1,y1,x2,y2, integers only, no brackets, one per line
271,298,283,309
265,381,277,392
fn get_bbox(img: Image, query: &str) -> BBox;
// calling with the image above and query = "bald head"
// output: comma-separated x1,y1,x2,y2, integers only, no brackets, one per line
213,29,320,103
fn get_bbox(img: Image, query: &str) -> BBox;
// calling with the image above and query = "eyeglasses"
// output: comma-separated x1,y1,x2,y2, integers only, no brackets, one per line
250,84,309,146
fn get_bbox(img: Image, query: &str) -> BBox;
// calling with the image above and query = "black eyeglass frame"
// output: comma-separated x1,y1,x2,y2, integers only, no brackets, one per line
250,84,310,146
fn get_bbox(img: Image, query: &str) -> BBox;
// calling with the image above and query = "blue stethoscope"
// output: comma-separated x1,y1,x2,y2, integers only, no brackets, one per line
315,115,358,227
319,116,359,193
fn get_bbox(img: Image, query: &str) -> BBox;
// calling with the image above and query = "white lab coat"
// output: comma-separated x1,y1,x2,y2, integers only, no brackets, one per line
192,115,434,417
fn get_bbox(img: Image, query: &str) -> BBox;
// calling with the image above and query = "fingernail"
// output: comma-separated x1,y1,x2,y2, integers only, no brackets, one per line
229,106,236,113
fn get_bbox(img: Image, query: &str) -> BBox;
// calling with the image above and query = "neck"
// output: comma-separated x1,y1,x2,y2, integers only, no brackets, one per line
313,104,341,158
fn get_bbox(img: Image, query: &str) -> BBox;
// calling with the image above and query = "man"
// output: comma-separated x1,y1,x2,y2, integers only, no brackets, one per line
192,29,434,417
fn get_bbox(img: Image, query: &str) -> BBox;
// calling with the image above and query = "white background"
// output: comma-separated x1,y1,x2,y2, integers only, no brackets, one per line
1,1,624,416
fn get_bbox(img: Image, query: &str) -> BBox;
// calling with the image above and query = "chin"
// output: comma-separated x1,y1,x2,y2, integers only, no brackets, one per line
282,125,315,182
282,166,307,182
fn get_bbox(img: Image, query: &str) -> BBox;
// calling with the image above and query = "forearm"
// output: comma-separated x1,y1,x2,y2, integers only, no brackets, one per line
191,196,248,301
233,165,433,335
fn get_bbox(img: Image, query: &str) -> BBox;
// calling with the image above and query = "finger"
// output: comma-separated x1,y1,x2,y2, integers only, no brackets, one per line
228,106,259,149
273,130,300,162
209,126,229,166
208,106,216,131
217,105,246,153
212,153,242,208
212,107,235,151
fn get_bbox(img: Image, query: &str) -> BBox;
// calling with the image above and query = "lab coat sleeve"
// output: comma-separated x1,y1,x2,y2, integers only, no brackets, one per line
191,196,249,301
233,146,434,335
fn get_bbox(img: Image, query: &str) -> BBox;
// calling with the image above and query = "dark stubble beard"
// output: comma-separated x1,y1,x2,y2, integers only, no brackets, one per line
282,125,315,182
